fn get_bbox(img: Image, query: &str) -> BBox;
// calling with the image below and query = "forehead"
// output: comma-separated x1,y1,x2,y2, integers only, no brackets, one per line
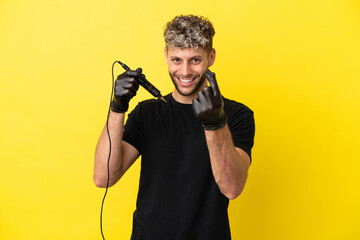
167,47,208,58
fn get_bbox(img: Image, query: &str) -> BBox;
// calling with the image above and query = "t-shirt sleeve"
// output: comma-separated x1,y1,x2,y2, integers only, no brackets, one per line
122,104,143,154
227,106,255,162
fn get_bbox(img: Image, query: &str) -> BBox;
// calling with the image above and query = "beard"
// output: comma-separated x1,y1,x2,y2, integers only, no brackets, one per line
169,72,207,97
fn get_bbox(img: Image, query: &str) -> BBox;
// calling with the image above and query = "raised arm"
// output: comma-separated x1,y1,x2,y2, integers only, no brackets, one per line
193,69,251,199
93,69,143,188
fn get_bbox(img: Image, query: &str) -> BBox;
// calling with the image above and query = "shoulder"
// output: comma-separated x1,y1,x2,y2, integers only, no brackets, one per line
128,94,170,118
139,98,162,107
136,94,171,108
222,97,255,134
223,97,254,120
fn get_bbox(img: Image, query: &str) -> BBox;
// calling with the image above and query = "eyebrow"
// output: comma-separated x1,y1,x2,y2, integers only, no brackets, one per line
169,55,203,60
189,56,203,60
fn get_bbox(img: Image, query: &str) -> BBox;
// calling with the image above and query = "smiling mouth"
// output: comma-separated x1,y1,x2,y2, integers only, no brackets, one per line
176,76,197,83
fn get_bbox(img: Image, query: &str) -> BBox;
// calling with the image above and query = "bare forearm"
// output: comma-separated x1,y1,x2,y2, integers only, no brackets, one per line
205,125,250,199
94,110,125,187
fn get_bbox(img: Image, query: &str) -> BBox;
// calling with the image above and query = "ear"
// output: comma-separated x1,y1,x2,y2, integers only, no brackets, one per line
164,47,168,64
208,48,216,67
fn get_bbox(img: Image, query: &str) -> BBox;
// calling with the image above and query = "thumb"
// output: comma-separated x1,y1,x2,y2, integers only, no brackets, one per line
135,67,146,79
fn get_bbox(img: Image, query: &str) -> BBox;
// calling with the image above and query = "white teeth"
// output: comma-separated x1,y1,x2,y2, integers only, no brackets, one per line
178,77,195,83
180,78,192,83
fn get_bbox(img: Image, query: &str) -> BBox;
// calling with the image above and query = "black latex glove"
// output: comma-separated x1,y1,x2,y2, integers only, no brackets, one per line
192,69,227,130
110,68,142,113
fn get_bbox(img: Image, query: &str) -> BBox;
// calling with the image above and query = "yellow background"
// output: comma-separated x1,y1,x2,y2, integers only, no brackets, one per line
1,0,359,239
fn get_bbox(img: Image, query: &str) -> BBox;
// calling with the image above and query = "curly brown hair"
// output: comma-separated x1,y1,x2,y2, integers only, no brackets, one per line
163,15,215,53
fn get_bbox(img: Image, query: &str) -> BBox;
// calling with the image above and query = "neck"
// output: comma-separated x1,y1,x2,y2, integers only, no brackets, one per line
171,91,194,104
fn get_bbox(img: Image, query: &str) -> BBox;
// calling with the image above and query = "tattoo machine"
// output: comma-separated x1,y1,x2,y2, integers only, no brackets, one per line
117,61,167,103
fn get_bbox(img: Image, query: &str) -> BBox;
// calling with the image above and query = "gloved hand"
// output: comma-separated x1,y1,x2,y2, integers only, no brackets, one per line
192,69,227,130
110,68,142,113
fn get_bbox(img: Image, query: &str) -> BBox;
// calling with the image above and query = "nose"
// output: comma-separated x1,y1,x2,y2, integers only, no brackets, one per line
180,62,191,76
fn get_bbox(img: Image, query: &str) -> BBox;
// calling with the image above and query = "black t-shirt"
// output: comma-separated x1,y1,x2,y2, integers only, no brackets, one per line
123,93,255,240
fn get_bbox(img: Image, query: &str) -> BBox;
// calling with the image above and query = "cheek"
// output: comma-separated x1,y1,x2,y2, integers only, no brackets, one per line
168,65,179,74
195,63,208,73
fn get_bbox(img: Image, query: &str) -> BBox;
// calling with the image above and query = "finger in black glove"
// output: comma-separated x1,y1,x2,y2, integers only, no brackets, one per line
192,69,227,130
110,68,142,113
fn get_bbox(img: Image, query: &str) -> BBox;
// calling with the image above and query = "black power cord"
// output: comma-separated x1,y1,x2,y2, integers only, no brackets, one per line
99,61,118,240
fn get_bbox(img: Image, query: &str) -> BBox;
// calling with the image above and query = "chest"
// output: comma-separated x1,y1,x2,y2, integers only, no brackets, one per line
140,106,211,176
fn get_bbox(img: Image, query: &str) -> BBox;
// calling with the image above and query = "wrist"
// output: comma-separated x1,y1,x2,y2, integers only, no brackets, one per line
202,114,227,130
110,100,128,113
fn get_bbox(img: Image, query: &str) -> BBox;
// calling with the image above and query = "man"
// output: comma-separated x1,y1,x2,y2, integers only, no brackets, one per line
94,15,255,239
